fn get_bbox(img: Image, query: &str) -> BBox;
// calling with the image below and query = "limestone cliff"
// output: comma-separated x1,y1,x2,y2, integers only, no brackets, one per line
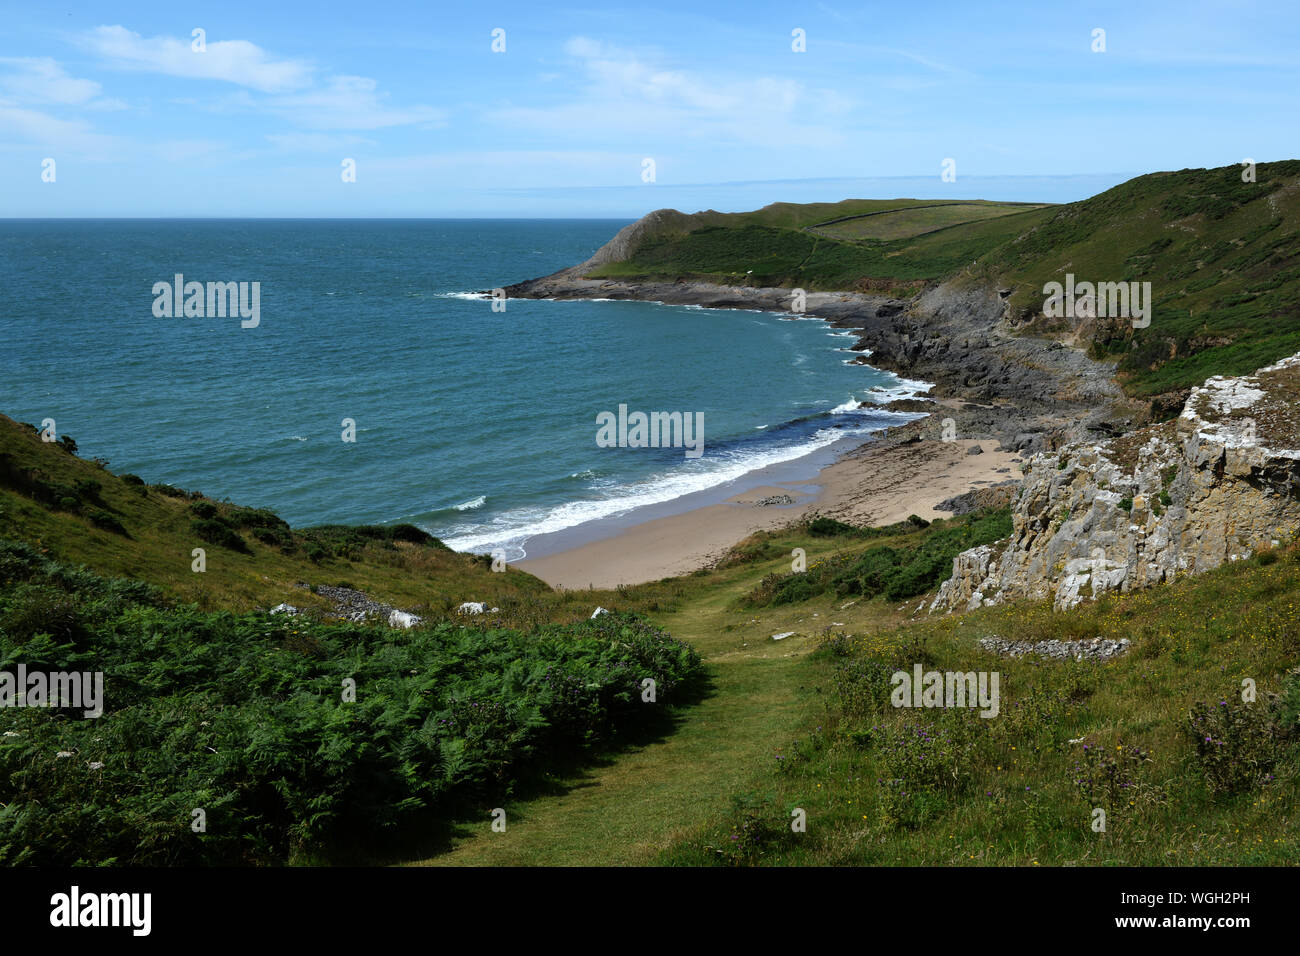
933,352,1300,612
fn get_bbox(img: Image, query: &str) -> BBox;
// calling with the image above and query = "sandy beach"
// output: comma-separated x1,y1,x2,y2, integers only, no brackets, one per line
517,435,1023,589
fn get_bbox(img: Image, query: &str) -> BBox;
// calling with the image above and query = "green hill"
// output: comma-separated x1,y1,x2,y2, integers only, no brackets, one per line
0,415,705,865
0,413,548,616
579,162,1300,407
584,198,1057,293
975,161,1300,405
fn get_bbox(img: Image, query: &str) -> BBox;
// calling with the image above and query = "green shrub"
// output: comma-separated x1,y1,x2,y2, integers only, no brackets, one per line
390,523,432,544
251,525,293,549
87,510,127,535
0,548,702,866
872,714,983,830
226,506,289,531
1274,670,1300,741
806,516,864,537
716,538,781,568
743,508,1012,608
188,500,219,520
832,546,898,598
73,478,101,499
1072,740,1161,808
832,656,897,717
701,792,789,866
1186,696,1282,795
190,518,249,553
1,585,78,643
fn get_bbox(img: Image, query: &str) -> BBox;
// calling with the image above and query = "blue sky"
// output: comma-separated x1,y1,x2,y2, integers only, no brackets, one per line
1,0,1296,216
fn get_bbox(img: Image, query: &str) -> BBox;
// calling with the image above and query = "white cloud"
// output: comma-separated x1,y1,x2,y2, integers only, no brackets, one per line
76,27,442,131
262,75,445,130
0,103,116,153
0,57,125,110
490,37,849,147
79,25,314,93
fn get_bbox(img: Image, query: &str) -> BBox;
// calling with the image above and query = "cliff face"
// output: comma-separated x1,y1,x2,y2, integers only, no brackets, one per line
933,352,1300,612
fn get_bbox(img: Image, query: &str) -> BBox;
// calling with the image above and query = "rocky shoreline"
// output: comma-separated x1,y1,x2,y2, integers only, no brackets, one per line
503,267,1140,461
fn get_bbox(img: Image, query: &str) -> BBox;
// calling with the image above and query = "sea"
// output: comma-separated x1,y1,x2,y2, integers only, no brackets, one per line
0,219,927,561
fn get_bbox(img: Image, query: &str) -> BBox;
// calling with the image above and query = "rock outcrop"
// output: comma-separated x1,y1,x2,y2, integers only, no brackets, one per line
933,352,1300,612
978,635,1131,661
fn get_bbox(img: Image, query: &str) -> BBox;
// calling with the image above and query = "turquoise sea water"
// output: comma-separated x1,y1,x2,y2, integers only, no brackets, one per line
0,220,924,560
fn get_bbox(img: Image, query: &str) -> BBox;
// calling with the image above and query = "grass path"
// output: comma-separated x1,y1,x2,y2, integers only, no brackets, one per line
412,593,821,866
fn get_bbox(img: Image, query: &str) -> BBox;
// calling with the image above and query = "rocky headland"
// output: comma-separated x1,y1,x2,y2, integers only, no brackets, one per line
503,212,1138,460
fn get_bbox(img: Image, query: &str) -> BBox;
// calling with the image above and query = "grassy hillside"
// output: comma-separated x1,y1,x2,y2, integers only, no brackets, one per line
415,512,1300,867
4,410,1298,867
814,202,1047,242
977,161,1300,405
582,162,1300,409
0,413,555,617
658,520,1300,865
0,540,702,865
0,416,711,865
585,199,1057,292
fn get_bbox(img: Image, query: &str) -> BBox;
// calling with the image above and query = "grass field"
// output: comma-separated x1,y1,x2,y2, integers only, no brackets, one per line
418,517,1300,867
813,202,1048,242
587,203,1057,292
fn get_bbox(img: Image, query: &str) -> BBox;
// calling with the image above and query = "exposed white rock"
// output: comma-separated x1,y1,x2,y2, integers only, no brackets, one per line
979,635,1131,660
388,609,422,629
591,607,609,618
270,603,299,616
933,352,1300,613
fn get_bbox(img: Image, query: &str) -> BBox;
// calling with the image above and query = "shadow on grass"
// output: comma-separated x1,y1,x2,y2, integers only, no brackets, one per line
327,667,720,866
